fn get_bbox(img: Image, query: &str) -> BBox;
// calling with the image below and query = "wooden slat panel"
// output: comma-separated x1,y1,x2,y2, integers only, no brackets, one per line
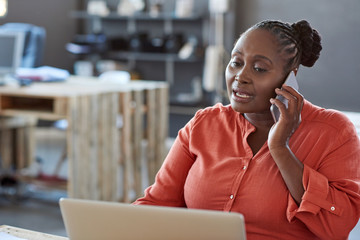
24,123,36,167
99,92,119,201
146,88,157,186
133,89,144,198
155,86,169,171
0,129,12,170
109,92,120,201
88,94,99,200
79,95,91,199
120,91,133,203
66,96,78,198
15,127,25,169
97,93,105,200
53,97,68,116
0,116,36,171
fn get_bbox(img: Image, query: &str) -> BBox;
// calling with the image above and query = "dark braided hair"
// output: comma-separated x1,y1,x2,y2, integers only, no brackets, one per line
249,20,322,72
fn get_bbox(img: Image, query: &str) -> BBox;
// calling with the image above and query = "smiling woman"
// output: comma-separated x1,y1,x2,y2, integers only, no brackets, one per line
133,19,360,240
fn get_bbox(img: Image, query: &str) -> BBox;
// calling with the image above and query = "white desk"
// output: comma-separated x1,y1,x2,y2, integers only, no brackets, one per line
0,225,68,240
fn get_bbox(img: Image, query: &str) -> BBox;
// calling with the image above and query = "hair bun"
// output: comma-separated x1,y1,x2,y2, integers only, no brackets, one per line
291,20,322,67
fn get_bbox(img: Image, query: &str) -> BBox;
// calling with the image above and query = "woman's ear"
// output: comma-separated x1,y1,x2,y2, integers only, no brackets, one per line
293,68,298,76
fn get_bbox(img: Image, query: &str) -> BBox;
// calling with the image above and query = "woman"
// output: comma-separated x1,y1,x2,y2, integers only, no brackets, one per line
134,20,360,239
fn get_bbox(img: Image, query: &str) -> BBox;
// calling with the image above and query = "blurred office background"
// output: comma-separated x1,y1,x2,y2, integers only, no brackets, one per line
1,0,359,113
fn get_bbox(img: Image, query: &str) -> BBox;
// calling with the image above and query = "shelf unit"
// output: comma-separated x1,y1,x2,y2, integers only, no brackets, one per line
70,10,207,92
71,10,204,21
70,0,232,137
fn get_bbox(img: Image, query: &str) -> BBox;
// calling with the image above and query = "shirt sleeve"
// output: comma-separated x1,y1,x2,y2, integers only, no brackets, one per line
286,132,360,239
132,112,198,207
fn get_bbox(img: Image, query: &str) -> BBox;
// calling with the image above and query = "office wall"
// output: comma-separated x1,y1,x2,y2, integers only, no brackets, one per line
235,0,360,112
0,0,78,70
1,0,358,112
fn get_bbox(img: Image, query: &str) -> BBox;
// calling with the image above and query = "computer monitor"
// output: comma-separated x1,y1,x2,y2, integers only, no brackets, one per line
0,30,24,82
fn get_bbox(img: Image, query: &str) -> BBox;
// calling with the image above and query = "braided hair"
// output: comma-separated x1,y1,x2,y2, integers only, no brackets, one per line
249,20,322,72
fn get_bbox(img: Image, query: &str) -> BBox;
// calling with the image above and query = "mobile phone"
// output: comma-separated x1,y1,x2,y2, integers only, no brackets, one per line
270,71,299,122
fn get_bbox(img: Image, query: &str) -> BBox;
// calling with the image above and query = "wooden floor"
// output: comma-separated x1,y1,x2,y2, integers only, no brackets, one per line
0,191,68,237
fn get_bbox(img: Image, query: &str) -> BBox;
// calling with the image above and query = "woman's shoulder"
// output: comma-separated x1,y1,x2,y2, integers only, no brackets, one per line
188,103,238,128
193,103,235,120
302,100,357,139
197,103,233,114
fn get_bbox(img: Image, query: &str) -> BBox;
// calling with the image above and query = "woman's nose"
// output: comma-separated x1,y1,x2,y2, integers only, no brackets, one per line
235,69,251,84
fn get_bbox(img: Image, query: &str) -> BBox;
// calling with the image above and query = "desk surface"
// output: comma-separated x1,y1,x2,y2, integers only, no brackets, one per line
0,76,168,97
0,225,68,240
0,75,168,121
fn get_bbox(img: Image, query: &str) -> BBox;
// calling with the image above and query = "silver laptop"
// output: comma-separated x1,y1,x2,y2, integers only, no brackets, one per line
59,198,246,240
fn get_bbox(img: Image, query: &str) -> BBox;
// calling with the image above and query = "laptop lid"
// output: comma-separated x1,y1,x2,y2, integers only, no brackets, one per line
59,198,246,240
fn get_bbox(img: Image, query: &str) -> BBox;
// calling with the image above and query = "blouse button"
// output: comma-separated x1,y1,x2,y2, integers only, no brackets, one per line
230,194,234,200
242,166,247,170
331,206,335,211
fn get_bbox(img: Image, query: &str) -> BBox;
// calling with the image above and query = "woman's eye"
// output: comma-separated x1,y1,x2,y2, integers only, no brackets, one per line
254,67,267,73
230,61,242,68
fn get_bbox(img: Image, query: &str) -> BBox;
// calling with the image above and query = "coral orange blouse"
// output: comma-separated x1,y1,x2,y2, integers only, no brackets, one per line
133,100,360,240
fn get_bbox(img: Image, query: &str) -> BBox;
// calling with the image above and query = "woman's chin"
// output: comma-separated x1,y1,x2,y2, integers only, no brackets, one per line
230,102,247,113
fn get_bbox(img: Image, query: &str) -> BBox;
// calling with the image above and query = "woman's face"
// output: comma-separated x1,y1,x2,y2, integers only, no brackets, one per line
225,29,288,114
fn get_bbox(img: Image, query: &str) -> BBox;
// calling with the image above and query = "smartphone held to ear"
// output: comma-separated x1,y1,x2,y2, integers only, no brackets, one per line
270,71,299,122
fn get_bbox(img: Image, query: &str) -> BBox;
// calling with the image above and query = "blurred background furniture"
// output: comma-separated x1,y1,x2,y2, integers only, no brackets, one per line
70,0,235,138
0,116,37,172
0,22,46,68
0,23,45,195
0,76,168,202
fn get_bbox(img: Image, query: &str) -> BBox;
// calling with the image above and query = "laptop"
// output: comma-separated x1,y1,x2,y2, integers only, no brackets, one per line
59,198,246,240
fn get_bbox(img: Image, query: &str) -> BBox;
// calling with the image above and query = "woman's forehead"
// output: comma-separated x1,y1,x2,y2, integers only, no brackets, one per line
232,29,286,64
234,29,278,53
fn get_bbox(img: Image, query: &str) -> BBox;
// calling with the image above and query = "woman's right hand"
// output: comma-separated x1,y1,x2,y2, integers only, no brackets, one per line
268,84,303,151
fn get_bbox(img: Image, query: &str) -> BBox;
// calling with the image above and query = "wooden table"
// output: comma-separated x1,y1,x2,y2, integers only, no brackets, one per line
0,76,168,202
0,116,37,171
0,225,68,240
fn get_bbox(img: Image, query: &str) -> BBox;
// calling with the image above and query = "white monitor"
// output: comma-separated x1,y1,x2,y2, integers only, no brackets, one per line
0,30,24,79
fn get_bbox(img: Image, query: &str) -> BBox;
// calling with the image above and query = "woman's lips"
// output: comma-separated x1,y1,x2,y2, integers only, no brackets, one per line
235,92,251,98
232,88,254,103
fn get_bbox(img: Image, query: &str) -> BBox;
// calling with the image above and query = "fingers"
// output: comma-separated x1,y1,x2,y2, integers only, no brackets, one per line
274,85,303,111
270,85,303,124
282,84,304,111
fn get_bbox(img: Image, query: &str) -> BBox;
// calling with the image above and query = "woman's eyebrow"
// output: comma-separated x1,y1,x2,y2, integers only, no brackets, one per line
231,50,273,64
254,55,273,64
232,49,241,55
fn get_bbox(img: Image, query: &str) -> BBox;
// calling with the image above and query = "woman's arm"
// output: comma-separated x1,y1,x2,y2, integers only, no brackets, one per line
287,137,360,239
269,144,304,205
269,85,360,239
268,85,305,204
133,115,196,207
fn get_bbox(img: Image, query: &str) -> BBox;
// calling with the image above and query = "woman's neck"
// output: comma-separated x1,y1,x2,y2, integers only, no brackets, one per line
243,112,274,131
